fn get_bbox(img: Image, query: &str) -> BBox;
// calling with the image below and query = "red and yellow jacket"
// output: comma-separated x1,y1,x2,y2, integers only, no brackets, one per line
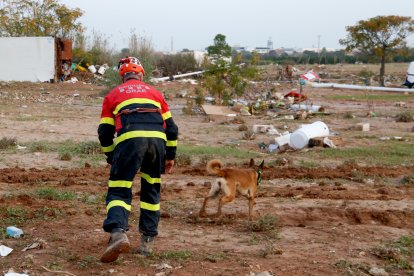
98,79,178,160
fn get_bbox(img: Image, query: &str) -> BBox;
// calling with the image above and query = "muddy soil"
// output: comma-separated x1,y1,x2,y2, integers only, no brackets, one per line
0,74,413,275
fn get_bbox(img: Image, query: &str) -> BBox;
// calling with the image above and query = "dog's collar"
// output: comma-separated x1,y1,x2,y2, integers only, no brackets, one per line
257,168,263,187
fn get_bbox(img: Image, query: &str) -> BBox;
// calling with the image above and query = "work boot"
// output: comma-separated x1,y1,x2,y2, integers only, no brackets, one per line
138,235,155,256
100,231,130,263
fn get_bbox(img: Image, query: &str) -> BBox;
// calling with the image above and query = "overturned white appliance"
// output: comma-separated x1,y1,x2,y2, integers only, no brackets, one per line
289,121,329,149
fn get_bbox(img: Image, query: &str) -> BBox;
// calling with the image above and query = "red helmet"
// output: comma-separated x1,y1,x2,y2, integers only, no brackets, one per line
118,57,145,79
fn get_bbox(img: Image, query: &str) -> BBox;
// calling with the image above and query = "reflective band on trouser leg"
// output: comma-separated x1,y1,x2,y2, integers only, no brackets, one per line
103,138,140,233
140,172,161,185
140,201,160,211
108,180,133,188
139,171,161,237
137,138,165,237
106,200,132,212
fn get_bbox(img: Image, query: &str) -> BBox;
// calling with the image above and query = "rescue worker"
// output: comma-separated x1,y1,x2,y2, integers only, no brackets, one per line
98,57,178,263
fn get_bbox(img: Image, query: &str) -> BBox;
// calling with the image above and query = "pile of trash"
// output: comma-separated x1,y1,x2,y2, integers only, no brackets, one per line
252,121,338,153
67,63,110,83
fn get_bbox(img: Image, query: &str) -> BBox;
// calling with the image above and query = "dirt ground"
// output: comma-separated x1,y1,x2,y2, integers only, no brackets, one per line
0,65,414,276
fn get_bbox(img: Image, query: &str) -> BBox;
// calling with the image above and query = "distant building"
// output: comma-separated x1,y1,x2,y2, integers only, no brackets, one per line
273,47,298,55
232,46,246,53
301,47,337,53
267,37,274,50
254,47,271,54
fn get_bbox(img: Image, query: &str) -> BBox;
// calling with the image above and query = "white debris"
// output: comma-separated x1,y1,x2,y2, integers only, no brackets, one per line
156,263,173,270
356,123,370,131
252,125,279,135
369,267,388,276
4,272,29,276
290,104,321,112
0,245,13,256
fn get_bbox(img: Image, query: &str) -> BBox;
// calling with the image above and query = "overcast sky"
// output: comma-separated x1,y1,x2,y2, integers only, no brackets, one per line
60,0,414,52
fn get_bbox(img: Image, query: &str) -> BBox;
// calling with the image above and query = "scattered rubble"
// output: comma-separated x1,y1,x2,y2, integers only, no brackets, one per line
0,245,13,256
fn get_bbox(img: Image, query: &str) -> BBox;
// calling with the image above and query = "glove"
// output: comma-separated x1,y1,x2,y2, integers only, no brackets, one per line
106,152,114,165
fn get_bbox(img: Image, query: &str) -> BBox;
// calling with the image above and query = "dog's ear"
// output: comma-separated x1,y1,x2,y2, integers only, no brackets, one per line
249,158,255,167
259,160,264,169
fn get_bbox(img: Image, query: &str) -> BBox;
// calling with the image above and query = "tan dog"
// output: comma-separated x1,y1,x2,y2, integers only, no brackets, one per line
199,159,264,220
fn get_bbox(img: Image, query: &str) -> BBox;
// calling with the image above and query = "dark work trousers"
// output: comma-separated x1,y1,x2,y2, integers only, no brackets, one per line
103,137,165,237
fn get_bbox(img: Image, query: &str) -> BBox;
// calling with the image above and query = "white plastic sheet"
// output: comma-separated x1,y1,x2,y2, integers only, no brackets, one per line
0,245,13,256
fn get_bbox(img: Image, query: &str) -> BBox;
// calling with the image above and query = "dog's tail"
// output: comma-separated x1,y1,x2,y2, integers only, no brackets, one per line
207,159,226,176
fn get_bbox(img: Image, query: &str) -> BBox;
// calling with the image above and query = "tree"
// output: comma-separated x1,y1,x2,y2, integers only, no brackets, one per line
207,34,231,63
203,34,257,104
0,0,84,38
340,15,414,86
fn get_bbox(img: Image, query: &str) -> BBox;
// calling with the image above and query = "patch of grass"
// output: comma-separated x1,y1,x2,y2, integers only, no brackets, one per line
58,151,72,161
175,153,192,166
29,141,50,152
0,137,17,150
54,247,78,262
34,207,63,220
27,140,102,155
0,206,28,226
159,250,193,261
396,111,414,122
371,236,414,271
334,259,370,275
77,255,101,269
45,261,63,271
259,242,283,258
205,252,227,263
245,234,261,245
350,169,366,183
35,187,76,201
78,141,101,155
245,214,279,233
76,155,106,168
392,236,414,255
401,175,414,185
309,141,414,166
